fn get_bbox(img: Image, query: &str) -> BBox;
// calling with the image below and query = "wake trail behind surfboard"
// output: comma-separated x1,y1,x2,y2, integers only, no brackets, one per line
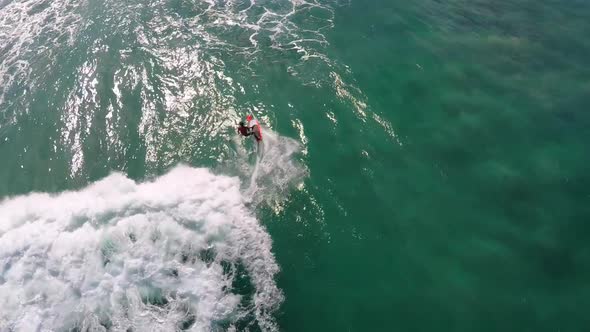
239,127,307,207
249,153,261,192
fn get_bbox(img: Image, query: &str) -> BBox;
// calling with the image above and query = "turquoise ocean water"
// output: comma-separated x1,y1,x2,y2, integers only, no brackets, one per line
1,0,590,331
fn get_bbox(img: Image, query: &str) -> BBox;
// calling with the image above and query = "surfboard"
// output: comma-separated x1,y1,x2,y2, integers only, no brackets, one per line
246,115,263,142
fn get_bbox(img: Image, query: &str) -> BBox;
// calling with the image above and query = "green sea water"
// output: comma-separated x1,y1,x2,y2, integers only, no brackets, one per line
1,0,590,331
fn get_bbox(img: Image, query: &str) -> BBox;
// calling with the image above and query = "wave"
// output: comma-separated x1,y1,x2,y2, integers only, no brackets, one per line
0,165,283,331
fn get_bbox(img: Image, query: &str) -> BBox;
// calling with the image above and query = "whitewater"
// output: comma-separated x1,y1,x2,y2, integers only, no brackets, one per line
0,165,277,331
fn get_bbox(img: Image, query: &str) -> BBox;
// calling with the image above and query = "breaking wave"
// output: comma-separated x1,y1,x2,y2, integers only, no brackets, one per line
0,166,283,331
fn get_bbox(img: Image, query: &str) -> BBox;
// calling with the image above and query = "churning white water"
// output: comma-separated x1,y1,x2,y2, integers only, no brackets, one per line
0,166,283,331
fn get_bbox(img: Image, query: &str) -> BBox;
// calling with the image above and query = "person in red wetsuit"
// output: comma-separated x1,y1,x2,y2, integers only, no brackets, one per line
237,121,251,137
237,116,262,142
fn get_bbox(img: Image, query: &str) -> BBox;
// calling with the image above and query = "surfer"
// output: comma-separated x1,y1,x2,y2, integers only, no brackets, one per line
237,115,262,143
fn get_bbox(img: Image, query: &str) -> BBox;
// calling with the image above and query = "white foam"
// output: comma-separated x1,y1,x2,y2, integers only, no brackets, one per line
0,165,283,331
233,127,308,211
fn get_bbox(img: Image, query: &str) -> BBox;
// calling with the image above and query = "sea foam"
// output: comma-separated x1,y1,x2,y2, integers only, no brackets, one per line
0,165,282,331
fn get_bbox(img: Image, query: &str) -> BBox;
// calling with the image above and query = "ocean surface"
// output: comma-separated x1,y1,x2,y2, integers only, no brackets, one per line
1,0,590,331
